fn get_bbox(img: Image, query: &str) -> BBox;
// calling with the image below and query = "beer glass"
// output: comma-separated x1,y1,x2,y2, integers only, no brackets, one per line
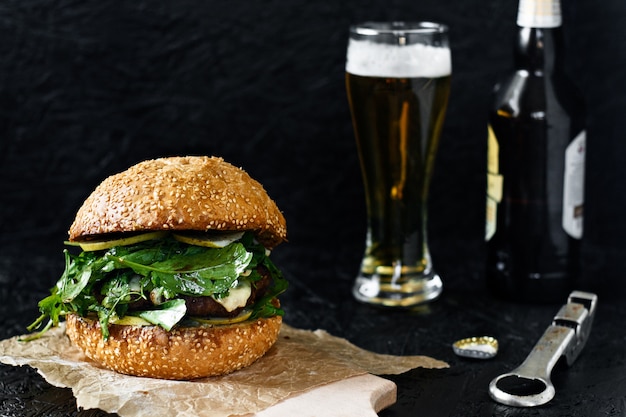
346,22,451,307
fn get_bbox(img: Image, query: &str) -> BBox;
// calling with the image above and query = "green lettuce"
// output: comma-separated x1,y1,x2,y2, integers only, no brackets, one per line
25,232,287,340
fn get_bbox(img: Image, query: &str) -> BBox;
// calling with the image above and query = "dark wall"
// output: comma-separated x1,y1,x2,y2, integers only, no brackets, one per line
1,0,625,297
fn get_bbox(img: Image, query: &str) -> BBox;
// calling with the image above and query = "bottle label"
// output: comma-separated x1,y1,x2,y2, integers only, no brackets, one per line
562,130,585,239
486,125,503,241
517,0,562,28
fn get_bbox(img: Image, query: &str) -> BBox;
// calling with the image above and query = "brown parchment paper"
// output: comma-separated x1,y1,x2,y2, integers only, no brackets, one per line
0,323,447,417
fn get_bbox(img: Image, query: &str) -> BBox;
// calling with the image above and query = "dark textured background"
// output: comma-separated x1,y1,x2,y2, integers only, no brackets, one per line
0,0,625,415
1,0,625,295
1,0,625,297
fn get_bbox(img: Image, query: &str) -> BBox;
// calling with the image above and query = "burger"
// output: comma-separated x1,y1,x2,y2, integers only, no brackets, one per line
26,156,288,380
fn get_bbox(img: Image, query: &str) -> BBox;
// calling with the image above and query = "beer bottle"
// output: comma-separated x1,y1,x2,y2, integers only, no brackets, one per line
485,0,586,302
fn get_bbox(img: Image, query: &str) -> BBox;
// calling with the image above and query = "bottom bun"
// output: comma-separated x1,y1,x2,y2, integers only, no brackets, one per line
65,313,282,380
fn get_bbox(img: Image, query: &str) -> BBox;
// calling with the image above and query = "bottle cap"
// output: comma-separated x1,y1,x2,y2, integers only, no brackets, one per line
452,336,499,359
517,0,562,28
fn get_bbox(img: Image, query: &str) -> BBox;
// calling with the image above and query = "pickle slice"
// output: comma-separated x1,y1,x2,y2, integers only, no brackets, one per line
77,231,168,251
109,315,153,326
189,309,252,326
111,308,253,328
173,231,244,248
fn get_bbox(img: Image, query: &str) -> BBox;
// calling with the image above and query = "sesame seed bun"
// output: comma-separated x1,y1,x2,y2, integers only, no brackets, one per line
68,156,287,249
65,313,282,380
62,156,288,380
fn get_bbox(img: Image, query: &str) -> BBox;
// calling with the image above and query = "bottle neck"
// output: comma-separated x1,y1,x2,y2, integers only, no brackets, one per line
514,26,563,74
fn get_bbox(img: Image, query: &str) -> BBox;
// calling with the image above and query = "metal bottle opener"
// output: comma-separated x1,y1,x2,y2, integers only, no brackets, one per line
489,291,598,407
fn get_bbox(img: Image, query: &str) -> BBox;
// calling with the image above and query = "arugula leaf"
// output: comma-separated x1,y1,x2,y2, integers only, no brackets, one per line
244,239,289,319
56,251,89,301
106,242,252,296
134,299,187,331
251,277,288,319
100,274,144,308
92,304,114,339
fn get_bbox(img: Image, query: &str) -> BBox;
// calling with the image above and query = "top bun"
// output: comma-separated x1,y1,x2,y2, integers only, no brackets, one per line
68,156,287,248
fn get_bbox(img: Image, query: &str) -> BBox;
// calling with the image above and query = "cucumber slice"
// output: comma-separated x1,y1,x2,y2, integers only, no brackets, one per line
77,231,168,251
173,231,244,248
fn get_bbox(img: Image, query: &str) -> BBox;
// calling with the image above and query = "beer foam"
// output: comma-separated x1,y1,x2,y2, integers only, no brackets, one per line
346,39,451,78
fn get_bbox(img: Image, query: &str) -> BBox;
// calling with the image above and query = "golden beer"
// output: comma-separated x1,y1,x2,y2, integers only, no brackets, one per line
346,22,451,307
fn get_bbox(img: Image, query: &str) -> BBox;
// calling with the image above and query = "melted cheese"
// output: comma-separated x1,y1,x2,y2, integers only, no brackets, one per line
211,280,252,312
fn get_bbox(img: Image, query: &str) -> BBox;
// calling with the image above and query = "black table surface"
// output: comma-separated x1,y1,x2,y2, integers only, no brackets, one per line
1,0,626,415
1,239,624,417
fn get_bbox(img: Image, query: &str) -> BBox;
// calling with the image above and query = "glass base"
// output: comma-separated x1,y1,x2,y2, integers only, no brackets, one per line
352,270,443,308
